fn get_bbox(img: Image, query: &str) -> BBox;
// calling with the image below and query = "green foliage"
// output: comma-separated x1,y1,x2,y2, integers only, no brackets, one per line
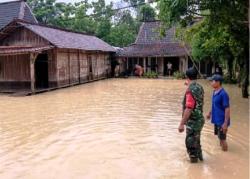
143,71,158,78
173,71,185,79
158,0,249,97
223,75,238,84
139,4,156,21
27,0,59,24
27,0,156,47
108,24,136,47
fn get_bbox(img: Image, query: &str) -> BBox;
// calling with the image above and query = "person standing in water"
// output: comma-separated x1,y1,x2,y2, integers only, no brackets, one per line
207,74,230,151
178,67,205,163
134,64,144,77
167,62,172,76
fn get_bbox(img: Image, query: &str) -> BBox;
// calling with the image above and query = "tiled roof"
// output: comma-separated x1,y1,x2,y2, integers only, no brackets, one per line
118,43,187,57
135,21,177,44
0,20,115,52
0,0,37,30
119,21,189,57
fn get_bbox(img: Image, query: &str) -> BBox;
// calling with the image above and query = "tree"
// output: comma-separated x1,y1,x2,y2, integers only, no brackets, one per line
139,4,156,21
158,0,249,98
73,2,96,34
108,24,136,47
91,0,114,41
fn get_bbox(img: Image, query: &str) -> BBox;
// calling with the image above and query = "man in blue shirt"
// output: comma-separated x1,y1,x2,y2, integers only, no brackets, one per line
207,74,230,151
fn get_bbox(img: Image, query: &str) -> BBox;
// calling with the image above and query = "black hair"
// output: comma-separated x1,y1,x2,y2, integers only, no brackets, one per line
186,67,198,80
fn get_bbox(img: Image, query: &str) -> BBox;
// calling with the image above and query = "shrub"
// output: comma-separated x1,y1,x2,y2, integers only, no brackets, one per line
173,71,185,79
143,71,158,78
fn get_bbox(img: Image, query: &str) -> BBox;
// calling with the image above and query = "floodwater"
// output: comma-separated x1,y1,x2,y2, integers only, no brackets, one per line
0,79,249,179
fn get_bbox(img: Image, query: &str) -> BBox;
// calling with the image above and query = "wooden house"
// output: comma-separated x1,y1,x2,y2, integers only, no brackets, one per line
117,21,214,76
0,20,115,93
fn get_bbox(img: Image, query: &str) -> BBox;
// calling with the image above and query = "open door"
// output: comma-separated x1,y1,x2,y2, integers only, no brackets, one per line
35,53,48,89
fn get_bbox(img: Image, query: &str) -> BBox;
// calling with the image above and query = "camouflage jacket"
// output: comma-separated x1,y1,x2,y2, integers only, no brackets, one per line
183,81,205,131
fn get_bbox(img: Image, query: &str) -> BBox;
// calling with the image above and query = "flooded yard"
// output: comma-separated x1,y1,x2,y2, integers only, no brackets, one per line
0,79,249,179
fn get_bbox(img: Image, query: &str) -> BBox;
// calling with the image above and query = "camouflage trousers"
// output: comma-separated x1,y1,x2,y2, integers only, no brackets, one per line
185,125,203,158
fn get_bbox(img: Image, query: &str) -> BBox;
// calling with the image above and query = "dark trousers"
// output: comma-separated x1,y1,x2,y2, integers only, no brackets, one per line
185,127,202,158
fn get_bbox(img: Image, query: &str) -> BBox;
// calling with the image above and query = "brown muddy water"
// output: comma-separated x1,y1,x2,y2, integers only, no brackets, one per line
0,79,249,179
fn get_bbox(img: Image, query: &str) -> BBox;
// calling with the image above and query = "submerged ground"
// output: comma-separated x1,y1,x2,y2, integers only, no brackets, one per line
0,79,249,179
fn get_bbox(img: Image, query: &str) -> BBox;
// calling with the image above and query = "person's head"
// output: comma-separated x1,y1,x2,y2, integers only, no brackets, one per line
185,67,198,81
209,74,223,89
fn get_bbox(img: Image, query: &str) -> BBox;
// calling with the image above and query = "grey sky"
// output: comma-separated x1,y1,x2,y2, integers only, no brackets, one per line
0,0,114,3
57,0,113,3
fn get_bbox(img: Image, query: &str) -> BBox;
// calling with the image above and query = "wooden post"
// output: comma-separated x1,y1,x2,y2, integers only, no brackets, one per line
30,53,37,93
156,57,158,73
148,57,151,72
96,53,99,79
159,57,164,75
143,57,146,72
68,50,70,84
126,57,128,69
78,50,81,83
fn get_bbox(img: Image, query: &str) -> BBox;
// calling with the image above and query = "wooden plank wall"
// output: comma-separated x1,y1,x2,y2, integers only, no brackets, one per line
79,52,88,82
56,49,111,88
48,49,58,87
0,27,49,46
0,54,30,89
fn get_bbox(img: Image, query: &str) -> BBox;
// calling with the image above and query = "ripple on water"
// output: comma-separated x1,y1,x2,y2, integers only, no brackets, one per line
0,79,248,179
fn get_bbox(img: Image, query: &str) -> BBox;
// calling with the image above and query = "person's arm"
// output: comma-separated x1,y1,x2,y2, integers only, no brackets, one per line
222,107,230,133
206,110,211,120
221,92,230,134
179,108,192,132
179,91,195,133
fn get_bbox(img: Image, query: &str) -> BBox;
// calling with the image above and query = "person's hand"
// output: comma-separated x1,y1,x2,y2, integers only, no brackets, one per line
206,112,211,120
221,122,228,134
178,124,185,133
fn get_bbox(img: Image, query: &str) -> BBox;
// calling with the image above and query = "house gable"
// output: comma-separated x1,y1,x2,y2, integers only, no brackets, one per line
0,26,50,47
0,0,37,30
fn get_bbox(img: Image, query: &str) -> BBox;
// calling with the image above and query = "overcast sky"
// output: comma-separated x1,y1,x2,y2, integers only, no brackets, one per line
0,0,113,3
0,0,156,12
0,0,128,9
57,0,113,3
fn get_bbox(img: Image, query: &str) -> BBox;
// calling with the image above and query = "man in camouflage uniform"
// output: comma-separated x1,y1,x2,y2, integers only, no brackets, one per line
178,68,205,163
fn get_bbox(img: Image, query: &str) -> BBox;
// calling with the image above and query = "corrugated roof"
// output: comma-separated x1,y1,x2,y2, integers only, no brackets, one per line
0,0,37,30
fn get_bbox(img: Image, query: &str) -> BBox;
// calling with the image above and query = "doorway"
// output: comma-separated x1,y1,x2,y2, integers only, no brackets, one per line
164,57,179,76
35,53,48,89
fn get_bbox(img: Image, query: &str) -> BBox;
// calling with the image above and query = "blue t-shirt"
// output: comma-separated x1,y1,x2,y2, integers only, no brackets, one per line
211,88,230,127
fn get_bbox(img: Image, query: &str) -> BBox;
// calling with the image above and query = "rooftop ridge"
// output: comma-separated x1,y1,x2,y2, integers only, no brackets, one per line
15,19,95,37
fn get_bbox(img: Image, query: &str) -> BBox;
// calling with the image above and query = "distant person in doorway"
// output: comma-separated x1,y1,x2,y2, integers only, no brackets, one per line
207,74,230,151
178,67,205,163
214,66,223,76
167,62,172,76
134,64,144,77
